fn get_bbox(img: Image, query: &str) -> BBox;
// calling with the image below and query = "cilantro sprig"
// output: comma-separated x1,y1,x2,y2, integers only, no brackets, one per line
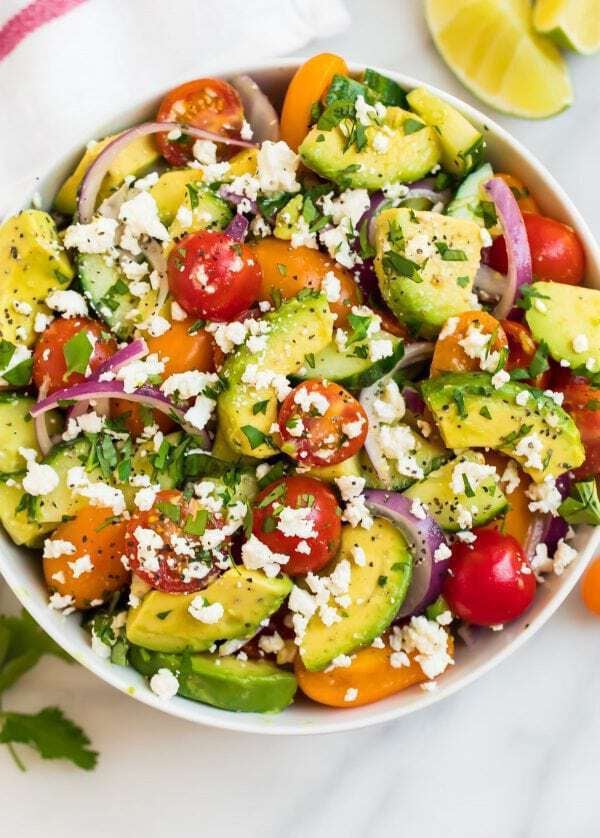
0,610,98,771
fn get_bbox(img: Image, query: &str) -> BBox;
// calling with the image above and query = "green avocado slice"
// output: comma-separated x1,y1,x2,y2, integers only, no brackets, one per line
129,646,297,713
300,518,413,672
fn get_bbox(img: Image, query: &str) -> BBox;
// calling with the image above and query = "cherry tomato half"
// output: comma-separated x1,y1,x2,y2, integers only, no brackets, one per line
156,78,243,166
252,476,342,575
495,173,539,214
488,213,585,286
501,320,551,389
125,490,227,593
431,311,507,377
167,231,262,321
277,380,368,467
558,383,600,477
443,529,536,626
32,317,117,395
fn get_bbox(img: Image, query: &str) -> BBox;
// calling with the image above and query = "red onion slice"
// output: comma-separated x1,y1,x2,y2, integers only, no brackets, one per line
96,338,148,377
30,379,209,442
364,489,450,618
230,75,280,143
524,472,572,560
224,214,250,242
473,263,505,302
78,122,256,223
218,185,258,215
484,177,532,320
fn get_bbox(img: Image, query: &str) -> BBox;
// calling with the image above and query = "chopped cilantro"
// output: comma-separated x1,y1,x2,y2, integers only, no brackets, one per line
241,425,270,450
403,118,425,135
157,501,181,523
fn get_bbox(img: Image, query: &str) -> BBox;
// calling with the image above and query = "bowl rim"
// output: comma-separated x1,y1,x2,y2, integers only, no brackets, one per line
1,55,599,736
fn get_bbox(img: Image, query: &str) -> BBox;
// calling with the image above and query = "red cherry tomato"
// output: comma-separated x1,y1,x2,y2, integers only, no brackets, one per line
32,317,117,395
277,380,368,467
167,231,262,321
443,529,536,626
124,490,228,593
488,213,585,286
558,383,600,477
252,476,342,575
156,78,243,166
501,319,551,389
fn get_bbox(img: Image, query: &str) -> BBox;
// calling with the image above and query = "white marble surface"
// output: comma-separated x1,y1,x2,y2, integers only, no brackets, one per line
2,1,600,836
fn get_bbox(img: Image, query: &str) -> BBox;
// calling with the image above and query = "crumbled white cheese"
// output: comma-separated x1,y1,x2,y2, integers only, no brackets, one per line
343,687,359,703
334,475,366,501
277,506,317,540
45,290,88,318
256,141,301,194
514,434,544,471
241,534,289,578
43,538,76,559
193,139,217,165
161,369,218,400
68,554,94,579
491,369,510,389
150,668,179,700
450,459,496,495
572,334,589,354
241,365,291,401
115,353,165,393
434,543,452,563
500,460,520,495
64,216,118,254
410,498,428,521
188,598,224,624
553,539,578,576
322,271,342,303
527,476,562,515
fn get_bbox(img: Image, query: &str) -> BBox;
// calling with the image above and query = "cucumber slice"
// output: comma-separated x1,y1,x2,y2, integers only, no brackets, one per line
445,163,494,225
129,646,297,713
79,254,143,340
292,331,403,390
406,87,485,176
168,186,232,240
403,451,507,531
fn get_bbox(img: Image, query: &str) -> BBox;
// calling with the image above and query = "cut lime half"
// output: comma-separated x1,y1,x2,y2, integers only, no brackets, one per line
533,0,600,54
425,0,573,118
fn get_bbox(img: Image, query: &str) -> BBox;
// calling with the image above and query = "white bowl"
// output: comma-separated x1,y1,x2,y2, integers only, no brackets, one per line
2,58,599,735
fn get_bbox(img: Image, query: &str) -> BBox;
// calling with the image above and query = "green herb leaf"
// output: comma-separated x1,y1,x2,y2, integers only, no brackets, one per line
479,405,492,420
2,358,33,387
403,118,425,135
258,482,286,509
0,707,98,770
317,98,356,131
241,425,270,450
435,241,468,262
63,330,94,377
0,610,72,696
0,340,16,370
516,284,550,312
276,262,287,276
559,480,600,525
452,390,467,419
382,250,422,283
252,399,270,416
183,509,208,536
156,501,181,523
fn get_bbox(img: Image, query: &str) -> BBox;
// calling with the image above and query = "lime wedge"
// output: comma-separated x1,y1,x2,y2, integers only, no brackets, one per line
533,0,600,54
425,0,573,118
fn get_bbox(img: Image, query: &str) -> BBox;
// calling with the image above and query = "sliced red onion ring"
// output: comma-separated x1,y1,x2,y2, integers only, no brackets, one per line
524,472,572,560
225,214,250,242
230,75,280,143
364,489,450,618
96,338,148,377
402,386,425,416
218,185,258,215
140,240,169,308
357,191,392,248
404,177,452,208
30,379,208,442
484,177,532,320
78,122,255,223
473,263,506,302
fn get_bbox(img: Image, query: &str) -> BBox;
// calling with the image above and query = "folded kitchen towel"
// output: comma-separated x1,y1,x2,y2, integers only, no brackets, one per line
0,0,350,209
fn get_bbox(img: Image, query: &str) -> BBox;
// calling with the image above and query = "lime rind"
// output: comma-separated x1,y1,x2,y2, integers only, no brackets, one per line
533,0,600,55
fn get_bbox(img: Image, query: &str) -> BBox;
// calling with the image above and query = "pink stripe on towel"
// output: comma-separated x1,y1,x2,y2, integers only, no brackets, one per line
0,0,87,60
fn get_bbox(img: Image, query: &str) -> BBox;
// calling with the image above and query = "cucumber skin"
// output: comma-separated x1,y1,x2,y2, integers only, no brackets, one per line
291,336,404,391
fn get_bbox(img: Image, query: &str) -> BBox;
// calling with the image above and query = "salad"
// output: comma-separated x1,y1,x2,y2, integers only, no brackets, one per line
0,53,596,714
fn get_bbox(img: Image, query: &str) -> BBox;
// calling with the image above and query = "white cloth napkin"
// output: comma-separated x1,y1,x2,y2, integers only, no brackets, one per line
0,0,350,207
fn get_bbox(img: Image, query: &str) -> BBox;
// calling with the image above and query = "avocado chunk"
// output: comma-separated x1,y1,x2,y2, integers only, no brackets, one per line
0,211,74,346
273,194,304,240
217,293,334,459
34,439,102,525
0,395,59,474
374,208,481,338
291,329,403,390
406,88,485,176
129,646,297,713
525,282,600,373
299,106,441,190
0,481,54,547
167,185,232,240
148,169,205,225
403,451,507,531
300,519,413,671
126,568,292,653
422,372,584,482
54,133,161,216
305,454,363,485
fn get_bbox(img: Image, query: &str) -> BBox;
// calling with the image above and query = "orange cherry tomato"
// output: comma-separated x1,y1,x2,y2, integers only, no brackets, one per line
111,318,216,438
277,380,368,467
484,452,533,546
295,634,452,707
156,78,243,166
430,311,507,377
32,318,117,395
559,384,600,477
249,238,361,328
581,557,600,616
43,506,130,610
280,53,349,151
495,173,539,214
